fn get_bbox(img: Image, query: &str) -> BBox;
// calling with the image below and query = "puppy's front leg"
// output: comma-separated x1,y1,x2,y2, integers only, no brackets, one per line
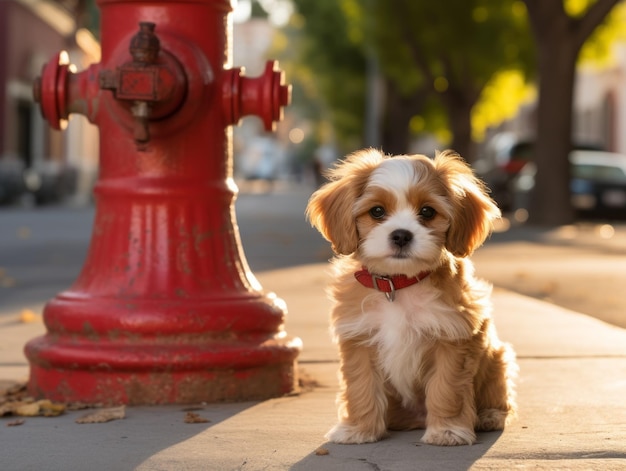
422,344,478,446
327,339,388,444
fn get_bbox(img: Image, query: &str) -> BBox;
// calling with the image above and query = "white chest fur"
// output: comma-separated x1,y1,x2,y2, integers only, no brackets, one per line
334,282,473,405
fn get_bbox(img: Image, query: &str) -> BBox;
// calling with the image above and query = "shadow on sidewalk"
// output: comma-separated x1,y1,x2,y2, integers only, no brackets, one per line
3,401,261,470
291,430,503,470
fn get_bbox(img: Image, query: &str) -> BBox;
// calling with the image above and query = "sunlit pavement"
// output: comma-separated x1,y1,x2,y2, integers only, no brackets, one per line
477,215,626,329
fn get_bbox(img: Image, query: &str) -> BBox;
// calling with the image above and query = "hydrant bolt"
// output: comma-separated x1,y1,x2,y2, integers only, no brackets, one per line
99,22,186,146
130,22,160,64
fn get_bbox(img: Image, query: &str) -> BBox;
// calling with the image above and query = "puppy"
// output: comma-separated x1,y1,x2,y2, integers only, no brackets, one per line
306,149,517,446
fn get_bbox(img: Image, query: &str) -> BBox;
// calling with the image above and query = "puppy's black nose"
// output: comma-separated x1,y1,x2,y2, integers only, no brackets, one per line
390,229,413,248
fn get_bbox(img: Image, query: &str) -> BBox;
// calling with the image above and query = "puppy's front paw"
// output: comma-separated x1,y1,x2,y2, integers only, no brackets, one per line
325,422,387,444
421,426,476,446
477,408,508,431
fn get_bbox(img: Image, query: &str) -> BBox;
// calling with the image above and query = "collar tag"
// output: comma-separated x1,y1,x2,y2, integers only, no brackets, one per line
354,268,431,303
371,274,396,302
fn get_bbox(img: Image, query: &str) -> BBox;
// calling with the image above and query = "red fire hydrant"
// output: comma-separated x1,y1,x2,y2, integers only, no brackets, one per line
26,0,301,405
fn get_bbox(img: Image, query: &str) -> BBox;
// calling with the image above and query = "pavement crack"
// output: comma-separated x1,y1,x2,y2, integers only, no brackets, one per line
357,458,382,471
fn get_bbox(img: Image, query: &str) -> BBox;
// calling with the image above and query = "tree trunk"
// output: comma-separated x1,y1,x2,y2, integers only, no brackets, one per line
381,81,429,155
523,0,619,226
529,37,579,225
447,98,475,162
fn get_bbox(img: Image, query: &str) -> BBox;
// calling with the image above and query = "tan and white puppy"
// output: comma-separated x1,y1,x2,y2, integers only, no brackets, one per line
306,149,517,446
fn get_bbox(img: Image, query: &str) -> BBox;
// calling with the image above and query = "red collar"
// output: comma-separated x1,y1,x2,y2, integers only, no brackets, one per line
354,267,431,301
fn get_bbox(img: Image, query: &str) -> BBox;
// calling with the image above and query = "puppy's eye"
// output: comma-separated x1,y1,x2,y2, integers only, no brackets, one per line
419,206,436,219
369,206,386,219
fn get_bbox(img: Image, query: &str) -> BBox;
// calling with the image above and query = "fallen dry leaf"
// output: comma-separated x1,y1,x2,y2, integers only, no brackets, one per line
7,419,25,427
76,405,125,424
39,400,66,417
184,412,210,424
20,309,41,323
14,402,40,417
0,382,27,400
16,227,32,239
66,401,100,411
298,370,321,393
0,276,16,288
314,447,330,456
3,399,66,417
0,382,84,421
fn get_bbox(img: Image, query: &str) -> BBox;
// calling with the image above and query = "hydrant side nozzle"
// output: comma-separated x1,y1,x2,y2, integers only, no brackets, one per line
223,61,291,131
33,51,72,130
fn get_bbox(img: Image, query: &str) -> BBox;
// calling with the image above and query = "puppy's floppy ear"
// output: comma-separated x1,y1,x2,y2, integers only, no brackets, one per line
435,150,501,257
306,148,383,255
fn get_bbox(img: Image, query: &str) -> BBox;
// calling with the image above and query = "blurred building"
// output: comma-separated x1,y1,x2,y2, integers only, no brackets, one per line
0,0,98,205
572,47,624,153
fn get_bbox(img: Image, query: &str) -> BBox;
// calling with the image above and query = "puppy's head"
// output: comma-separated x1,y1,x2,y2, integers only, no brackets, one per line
306,149,500,275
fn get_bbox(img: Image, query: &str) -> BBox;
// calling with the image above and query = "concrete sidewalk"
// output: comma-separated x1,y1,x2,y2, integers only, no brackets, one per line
2,263,626,470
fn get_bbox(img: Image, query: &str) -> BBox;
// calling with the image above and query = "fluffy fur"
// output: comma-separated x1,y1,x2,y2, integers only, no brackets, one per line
306,149,517,446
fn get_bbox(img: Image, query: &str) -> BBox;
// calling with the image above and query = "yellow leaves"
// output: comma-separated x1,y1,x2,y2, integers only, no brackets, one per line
565,0,589,18
472,70,536,141
579,3,626,68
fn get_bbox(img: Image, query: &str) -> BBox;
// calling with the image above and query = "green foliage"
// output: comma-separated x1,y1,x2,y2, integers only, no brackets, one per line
287,0,368,152
288,0,535,150
369,0,534,93
276,0,626,152
85,0,100,39
368,0,534,146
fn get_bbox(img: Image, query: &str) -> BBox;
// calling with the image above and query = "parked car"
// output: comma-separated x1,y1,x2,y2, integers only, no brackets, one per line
0,157,27,205
512,150,626,219
476,133,604,211
23,162,78,205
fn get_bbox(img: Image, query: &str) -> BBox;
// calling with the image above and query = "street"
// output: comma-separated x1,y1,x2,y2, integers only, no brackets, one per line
1,186,626,329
